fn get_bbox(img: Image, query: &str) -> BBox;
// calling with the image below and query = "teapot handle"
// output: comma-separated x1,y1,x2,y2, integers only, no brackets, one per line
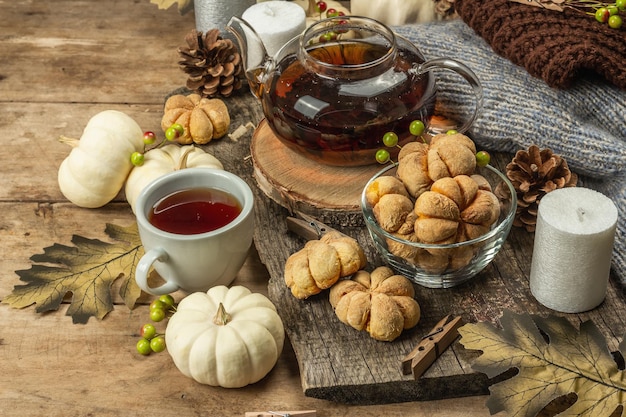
227,16,273,99
416,58,484,134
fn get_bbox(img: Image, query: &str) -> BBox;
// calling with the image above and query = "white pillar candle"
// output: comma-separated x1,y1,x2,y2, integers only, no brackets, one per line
530,187,618,313
242,1,306,57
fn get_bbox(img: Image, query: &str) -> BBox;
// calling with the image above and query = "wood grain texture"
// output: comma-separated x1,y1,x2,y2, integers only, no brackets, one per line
251,119,382,225
1,1,624,415
227,100,626,404
255,151,626,404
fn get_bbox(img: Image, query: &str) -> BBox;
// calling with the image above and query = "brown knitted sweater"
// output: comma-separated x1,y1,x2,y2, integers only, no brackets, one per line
454,0,626,90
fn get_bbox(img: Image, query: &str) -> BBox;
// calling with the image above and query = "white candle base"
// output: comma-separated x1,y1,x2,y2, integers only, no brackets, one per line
529,187,617,313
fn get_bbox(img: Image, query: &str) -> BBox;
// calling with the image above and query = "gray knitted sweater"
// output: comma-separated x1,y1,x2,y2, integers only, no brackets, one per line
393,20,626,284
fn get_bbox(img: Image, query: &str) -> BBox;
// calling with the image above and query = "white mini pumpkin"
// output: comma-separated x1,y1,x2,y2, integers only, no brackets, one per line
124,144,223,213
165,285,285,388
57,110,145,208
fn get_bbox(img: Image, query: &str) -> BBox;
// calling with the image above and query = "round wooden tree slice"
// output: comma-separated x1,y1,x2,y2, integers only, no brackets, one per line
250,119,384,226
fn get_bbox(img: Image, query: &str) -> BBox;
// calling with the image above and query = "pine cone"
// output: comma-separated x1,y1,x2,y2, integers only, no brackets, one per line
434,0,458,19
178,29,243,98
505,145,578,232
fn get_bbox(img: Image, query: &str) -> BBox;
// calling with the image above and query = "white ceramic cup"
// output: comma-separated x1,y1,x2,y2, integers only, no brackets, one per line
134,168,254,295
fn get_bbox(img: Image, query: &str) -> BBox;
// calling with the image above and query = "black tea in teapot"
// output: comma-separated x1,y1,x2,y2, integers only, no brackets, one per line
227,15,483,167
265,40,435,166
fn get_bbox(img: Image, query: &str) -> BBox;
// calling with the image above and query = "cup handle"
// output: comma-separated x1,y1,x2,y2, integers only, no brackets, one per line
416,58,484,134
135,247,180,296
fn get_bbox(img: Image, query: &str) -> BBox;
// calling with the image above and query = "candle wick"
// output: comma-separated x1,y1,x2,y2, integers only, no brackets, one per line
577,207,585,222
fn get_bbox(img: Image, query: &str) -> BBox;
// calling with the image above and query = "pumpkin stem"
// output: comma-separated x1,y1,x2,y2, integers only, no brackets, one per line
58,135,80,148
213,302,232,326
177,146,195,170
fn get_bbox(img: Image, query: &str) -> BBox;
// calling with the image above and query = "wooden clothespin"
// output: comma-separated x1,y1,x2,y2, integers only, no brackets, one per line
245,411,316,417
286,212,343,241
402,315,464,380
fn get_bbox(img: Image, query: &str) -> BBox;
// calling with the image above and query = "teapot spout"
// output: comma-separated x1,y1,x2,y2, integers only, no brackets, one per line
227,16,269,98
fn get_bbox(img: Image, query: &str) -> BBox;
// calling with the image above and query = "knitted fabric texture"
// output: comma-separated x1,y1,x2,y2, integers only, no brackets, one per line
455,0,626,90
392,20,626,283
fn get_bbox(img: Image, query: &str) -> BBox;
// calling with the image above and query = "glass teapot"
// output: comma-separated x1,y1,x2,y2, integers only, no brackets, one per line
227,15,483,166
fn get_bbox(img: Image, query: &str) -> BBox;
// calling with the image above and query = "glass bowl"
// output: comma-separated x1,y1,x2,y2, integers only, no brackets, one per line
361,164,516,288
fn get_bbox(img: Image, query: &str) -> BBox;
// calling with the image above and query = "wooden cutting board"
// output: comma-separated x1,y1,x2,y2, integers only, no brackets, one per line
221,99,626,405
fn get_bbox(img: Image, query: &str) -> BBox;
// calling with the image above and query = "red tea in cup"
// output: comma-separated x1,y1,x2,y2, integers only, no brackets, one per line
135,168,255,295
148,187,242,235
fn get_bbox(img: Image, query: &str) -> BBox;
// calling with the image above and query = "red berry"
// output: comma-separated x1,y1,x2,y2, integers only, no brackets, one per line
326,8,338,18
143,131,156,145
315,1,327,13
335,19,349,33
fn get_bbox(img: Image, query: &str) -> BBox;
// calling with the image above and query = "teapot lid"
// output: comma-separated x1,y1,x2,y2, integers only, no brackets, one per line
296,16,398,79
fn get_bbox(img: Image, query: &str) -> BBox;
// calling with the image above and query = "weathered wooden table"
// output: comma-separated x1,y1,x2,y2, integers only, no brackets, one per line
1,1,623,416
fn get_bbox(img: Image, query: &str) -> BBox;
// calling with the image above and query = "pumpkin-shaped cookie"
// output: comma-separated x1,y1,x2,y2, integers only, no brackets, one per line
364,175,409,207
409,174,500,271
329,266,420,341
428,133,477,181
414,174,500,244
397,133,477,198
284,231,367,299
161,93,230,144
365,175,414,234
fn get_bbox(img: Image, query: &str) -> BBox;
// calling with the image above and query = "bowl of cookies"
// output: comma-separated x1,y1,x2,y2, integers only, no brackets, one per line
361,133,516,288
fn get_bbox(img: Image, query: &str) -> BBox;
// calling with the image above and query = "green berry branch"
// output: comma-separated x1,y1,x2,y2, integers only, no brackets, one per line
375,119,491,167
130,123,185,167
312,1,348,43
527,0,626,29
135,294,177,356
591,0,625,28
314,1,346,19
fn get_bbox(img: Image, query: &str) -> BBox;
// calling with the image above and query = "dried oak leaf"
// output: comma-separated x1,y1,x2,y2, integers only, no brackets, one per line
3,223,143,324
459,310,626,417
